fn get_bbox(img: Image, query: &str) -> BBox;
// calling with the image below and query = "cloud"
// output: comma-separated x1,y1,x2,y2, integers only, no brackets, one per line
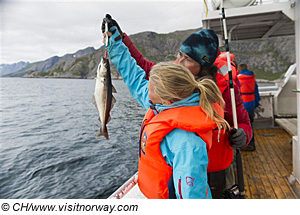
1,1,205,64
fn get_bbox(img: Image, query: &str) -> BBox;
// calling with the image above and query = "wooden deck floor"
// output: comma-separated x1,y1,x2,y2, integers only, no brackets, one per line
242,128,300,199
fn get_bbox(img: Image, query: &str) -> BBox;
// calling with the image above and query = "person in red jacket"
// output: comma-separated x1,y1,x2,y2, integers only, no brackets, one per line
238,63,260,151
102,14,252,199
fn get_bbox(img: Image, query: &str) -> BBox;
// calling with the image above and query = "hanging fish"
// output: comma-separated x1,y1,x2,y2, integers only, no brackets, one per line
93,57,116,140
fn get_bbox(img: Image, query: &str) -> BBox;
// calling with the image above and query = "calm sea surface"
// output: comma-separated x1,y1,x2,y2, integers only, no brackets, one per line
0,77,145,199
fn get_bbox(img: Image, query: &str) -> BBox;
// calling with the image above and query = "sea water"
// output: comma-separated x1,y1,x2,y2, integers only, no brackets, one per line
0,78,145,198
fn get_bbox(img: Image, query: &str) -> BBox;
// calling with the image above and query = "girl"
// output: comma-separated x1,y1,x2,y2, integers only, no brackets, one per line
138,63,229,198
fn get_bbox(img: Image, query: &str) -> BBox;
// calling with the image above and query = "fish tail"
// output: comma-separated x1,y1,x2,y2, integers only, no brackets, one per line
96,125,109,140
104,130,109,140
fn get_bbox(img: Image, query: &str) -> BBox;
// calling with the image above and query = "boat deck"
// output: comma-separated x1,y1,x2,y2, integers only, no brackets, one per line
242,128,300,199
275,118,297,137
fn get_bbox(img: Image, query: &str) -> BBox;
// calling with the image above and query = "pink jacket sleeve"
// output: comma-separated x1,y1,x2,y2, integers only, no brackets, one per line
122,32,156,80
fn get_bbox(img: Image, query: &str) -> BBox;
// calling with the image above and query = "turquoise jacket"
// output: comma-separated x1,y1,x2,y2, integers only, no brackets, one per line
105,26,211,199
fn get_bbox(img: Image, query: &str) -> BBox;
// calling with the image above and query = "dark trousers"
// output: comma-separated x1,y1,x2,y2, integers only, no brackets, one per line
247,109,255,147
208,170,226,199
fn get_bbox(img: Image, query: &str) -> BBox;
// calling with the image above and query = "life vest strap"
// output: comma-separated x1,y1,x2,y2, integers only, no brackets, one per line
241,92,255,95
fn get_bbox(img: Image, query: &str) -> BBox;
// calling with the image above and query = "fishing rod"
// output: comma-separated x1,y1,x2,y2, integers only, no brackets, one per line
220,0,245,199
221,1,237,129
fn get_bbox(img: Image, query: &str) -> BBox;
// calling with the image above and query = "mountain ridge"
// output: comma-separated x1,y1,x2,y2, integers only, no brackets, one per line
0,61,30,76
3,28,295,80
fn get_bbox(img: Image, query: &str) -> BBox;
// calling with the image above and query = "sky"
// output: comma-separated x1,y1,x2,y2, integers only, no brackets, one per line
0,0,210,64
0,0,277,65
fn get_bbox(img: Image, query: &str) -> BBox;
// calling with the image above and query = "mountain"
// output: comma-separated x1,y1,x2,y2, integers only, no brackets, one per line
6,47,96,78
5,29,295,80
6,29,199,79
230,35,295,80
0,61,30,76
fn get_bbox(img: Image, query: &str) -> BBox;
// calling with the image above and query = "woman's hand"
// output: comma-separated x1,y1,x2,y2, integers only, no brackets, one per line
101,14,123,38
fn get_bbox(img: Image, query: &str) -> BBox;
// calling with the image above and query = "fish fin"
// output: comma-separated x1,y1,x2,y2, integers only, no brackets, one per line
98,116,101,122
96,126,109,140
112,85,117,93
92,95,98,110
110,96,116,110
104,132,109,140
107,115,111,123
112,96,116,105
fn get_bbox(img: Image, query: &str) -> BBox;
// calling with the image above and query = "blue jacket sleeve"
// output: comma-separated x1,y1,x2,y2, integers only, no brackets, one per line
161,129,212,199
106,26,150,110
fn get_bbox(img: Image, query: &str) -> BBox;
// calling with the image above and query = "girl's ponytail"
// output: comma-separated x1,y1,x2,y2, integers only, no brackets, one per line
196,79,229,131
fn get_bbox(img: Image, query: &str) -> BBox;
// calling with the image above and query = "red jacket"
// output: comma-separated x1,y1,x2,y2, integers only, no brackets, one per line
122,33,252,171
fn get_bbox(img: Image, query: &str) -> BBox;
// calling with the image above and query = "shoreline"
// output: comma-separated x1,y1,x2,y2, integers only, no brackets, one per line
1,76,122,80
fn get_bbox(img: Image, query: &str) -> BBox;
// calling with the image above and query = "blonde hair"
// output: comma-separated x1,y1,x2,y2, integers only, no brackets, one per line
149,62,229,131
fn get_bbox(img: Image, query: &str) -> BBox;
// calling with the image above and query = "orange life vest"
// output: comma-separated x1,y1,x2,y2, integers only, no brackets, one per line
214,53,239,94
138,104,224,199
238,74,256,103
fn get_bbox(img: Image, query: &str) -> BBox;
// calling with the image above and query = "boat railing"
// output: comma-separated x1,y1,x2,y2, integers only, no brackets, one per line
108,172,138,199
